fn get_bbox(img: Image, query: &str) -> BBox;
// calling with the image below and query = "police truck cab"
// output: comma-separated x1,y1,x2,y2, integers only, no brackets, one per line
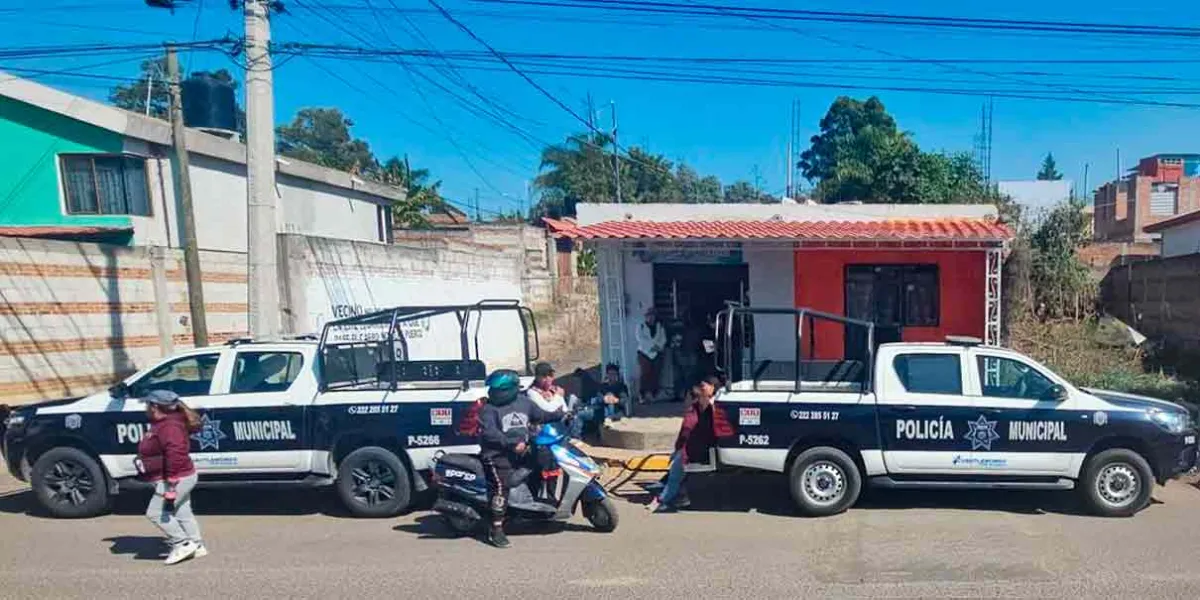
1,301,537,519
704,305,1198,517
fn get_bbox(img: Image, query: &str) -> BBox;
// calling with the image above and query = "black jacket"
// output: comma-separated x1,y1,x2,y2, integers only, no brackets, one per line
478,391,564,458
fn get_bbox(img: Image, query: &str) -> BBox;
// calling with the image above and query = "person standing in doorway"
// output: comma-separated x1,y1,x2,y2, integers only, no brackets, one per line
636,308,666,404
137,390,205,565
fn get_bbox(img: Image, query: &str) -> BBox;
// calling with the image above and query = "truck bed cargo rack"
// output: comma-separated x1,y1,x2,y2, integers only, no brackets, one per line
316,299,539,392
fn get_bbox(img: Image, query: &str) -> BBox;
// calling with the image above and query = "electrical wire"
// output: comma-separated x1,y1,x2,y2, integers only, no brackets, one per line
473,0,1200,39
283,44,1200,107
425,0,680,180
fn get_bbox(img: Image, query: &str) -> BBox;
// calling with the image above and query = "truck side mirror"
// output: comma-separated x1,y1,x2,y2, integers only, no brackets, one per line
1045,384,1068,402
108,382,130,400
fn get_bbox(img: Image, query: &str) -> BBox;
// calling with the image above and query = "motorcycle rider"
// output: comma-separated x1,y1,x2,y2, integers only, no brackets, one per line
478,369,565,548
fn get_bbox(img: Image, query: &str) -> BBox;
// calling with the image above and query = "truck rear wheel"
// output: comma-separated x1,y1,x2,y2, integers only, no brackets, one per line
1079,448,1154,517
788,447,861,517
30,447,110,519
336,446,412,518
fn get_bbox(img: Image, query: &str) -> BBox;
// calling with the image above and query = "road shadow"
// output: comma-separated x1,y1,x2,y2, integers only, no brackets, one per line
393,513,598,546
0,486,436,520
607,472,1134,518
102,535,168,561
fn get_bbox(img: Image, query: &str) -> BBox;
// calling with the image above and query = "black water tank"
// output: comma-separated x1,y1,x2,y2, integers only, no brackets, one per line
181,73,237,132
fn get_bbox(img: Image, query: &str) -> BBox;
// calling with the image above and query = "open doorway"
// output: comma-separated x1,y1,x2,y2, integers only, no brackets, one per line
651,263,749,398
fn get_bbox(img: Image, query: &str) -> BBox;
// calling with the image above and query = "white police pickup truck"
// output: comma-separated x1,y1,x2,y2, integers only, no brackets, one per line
703,305,1198,518
1,301,538,518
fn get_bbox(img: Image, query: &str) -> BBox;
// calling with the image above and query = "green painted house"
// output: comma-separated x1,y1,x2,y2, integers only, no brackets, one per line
0,72,403,250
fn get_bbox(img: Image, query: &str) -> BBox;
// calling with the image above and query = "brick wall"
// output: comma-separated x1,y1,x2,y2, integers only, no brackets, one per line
0,237,247,404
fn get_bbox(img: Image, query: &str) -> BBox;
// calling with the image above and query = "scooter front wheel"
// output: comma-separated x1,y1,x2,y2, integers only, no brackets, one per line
582,497,619,533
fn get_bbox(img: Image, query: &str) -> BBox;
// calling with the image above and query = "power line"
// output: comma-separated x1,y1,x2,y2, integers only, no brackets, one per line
283,44,1200,107
424,0,680,180
473,0,1200,39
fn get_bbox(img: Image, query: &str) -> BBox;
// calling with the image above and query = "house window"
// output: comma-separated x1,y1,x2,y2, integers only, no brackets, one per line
60,154,151,216
845,264,939,327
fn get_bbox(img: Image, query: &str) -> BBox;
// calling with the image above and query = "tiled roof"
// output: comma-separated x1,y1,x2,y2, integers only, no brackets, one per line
541,216,577,235
557,218,1012,242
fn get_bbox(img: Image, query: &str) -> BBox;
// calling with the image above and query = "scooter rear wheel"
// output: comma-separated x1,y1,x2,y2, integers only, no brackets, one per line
582,497,619,532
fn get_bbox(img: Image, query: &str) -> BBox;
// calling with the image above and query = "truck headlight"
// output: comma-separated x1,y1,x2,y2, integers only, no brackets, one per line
3,413,24,428
1149,408,1188,435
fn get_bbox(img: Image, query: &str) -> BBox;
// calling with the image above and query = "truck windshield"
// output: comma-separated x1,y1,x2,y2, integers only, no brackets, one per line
715,305,879,394
317,301,538,391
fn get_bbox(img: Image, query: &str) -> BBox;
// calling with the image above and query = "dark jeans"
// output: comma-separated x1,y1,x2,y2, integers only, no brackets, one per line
570,400,623,439
481,453,513,525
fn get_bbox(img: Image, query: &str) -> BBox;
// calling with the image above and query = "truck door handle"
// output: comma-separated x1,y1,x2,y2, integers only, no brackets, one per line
896,405,918,412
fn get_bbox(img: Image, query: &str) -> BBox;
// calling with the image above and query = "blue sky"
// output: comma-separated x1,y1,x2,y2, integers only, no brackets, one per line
4,0,1199,216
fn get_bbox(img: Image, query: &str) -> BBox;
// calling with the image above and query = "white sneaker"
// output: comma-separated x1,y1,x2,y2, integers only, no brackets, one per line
164,541,198,566
192,544,208,559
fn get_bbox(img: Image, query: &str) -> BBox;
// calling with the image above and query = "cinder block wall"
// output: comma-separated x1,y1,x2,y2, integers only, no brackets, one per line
1,231,559,405
0,237,247,404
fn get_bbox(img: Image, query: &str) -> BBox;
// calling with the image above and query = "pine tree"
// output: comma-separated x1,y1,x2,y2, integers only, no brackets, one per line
1037,153,1064,181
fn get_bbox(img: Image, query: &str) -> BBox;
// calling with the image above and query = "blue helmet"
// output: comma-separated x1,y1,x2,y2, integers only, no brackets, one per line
485,369,521,406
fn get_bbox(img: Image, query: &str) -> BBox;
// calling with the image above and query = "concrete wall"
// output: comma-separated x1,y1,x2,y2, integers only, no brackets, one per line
0,230,556,405
1102,254,1200,349
394,224,556,310
0,237,247,404
279,234,529,372
151,154,388,254
1160,220,1200,258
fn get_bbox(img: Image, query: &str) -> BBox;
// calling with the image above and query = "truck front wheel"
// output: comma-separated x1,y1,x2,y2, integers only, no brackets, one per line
1079,448,1154,517
30,447,110,519
788,447,861,517
336,446,412,518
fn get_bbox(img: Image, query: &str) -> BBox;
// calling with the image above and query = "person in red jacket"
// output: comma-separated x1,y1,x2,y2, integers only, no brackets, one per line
648,376,733,513
137,390,205,565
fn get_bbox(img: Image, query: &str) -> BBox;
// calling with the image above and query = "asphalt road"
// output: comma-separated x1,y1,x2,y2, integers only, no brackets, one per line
2,470,1200,599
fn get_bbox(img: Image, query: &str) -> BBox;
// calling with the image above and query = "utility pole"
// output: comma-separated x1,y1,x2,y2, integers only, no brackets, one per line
145,65,156,117
786,100,794,199
165,46,209,347
611,100,621,204
523,180,530,219
474,188,481,222
244,0,280,338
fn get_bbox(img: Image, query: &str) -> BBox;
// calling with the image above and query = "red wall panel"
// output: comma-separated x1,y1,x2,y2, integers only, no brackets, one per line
792,249,987,359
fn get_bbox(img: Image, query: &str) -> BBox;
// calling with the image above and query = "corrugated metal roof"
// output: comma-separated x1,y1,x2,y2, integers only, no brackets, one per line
556,218,1012,242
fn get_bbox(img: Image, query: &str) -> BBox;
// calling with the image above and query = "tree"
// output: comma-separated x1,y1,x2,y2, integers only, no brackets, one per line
275,108,377,174
913,152,996,204
799,96,920,203
1037,152,1064,181
1027,199,1092,318
676,165,722,204
723,180,778,204
108,59,244,135
376,156,445,229
109,57,169,118
532,132,728,216
625,148,680,203
534,132,616,216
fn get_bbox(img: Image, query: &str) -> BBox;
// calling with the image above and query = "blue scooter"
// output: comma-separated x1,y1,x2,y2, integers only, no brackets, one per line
430,422,619,534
